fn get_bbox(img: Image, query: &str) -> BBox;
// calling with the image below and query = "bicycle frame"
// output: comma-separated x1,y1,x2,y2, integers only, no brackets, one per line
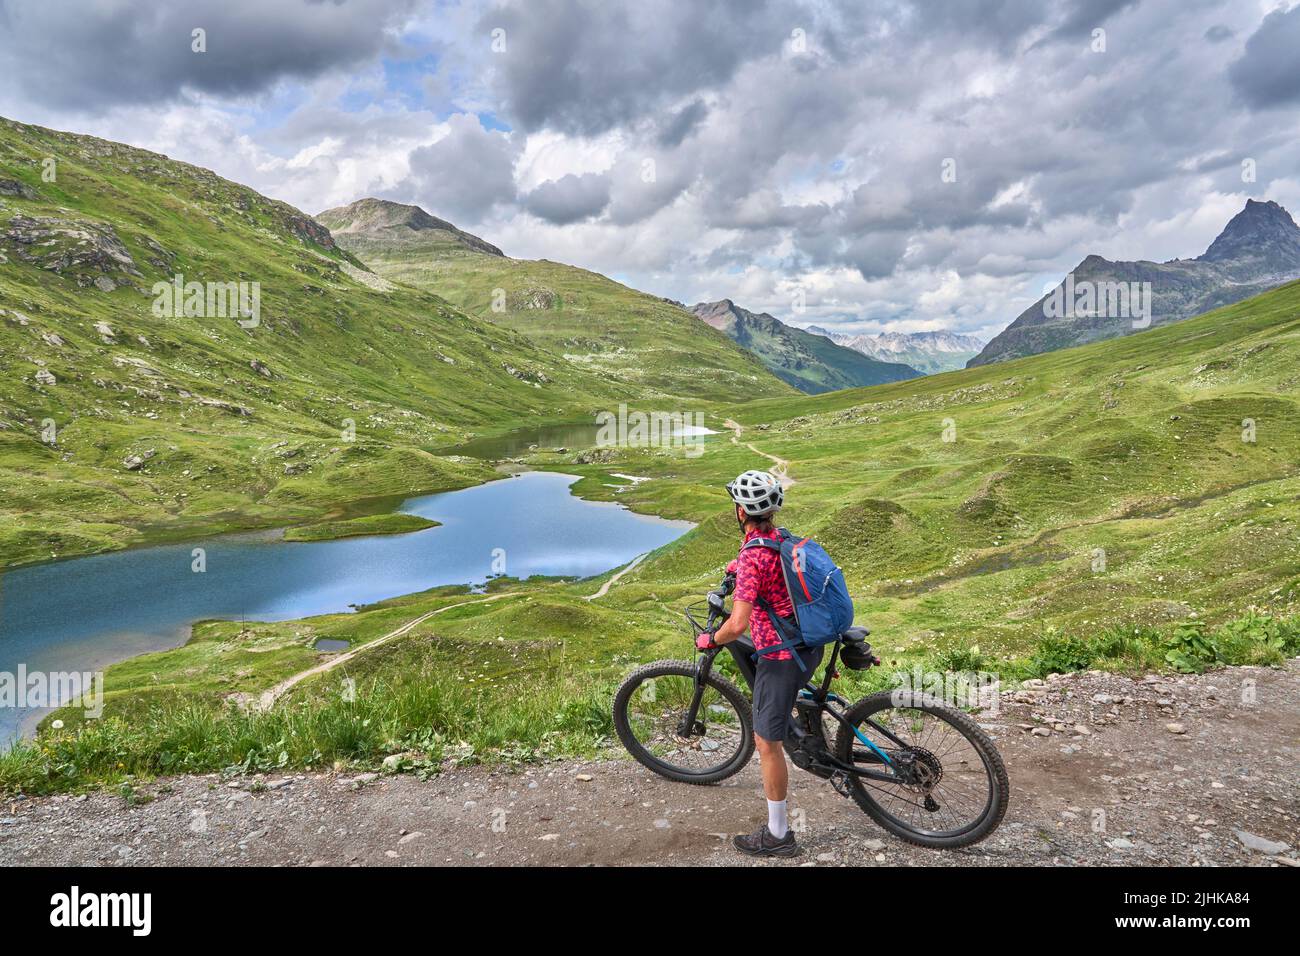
684,597,917,787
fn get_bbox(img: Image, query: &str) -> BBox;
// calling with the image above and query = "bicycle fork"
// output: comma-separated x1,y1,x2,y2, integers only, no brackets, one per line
676,649,720,737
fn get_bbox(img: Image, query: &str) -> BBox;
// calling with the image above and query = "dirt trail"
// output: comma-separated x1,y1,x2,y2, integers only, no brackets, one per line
5,662,1296,867
256,592,518,710
724,419,796,487
584,552,648,601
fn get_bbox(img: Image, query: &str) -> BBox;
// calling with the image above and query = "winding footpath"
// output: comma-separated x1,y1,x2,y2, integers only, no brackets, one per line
724,418,796,487
583,552,648,601
256,592,518,711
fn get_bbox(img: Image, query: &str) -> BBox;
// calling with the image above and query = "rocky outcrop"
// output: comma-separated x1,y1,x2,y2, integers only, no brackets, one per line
0,179,37,200
276,207,337,250
2,214,140,285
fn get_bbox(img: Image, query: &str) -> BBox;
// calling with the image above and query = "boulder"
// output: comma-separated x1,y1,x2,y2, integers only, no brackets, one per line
0,179,37,200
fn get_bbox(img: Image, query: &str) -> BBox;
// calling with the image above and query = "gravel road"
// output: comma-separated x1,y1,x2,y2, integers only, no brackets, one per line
3,662,1296,867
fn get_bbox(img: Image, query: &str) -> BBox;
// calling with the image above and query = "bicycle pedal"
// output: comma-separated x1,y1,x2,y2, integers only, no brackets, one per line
830,771,852,798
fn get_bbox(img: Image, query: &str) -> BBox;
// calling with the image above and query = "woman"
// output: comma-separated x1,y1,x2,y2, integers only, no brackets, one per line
695,469,823,857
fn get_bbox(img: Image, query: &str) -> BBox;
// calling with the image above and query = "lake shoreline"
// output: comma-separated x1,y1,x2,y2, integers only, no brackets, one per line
2,470,696,743
0,417,717,574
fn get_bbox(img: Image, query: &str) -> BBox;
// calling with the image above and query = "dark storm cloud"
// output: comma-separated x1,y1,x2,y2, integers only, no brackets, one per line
479,0,804,135
522,172,611,224
1228,6,1300,109
0,0,416,110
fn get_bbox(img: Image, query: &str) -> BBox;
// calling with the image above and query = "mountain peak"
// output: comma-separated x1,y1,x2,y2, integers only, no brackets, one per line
1200,198,1300,267
316,198,504,257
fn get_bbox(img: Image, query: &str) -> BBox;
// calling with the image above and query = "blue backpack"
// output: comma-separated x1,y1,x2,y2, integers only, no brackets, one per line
742,529,855,669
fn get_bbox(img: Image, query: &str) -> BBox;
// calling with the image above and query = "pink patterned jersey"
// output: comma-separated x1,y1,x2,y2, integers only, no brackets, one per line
733,528,795,660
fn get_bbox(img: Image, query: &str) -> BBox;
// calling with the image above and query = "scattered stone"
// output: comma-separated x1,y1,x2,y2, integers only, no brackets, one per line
575,773,594,782
1165,723,1187,735
122,448,156,471
1233,831,1290,855
34,369,56,386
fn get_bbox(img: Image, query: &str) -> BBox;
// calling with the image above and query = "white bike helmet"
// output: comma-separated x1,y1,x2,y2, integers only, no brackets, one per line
726,469,783,517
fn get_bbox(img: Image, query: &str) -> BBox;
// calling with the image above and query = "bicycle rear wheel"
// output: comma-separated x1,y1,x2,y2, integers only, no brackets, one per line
613,660,754,784
833,690,1009,849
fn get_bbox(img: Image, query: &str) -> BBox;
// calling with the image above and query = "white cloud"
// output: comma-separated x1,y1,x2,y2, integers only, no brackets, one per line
1,0,1298,340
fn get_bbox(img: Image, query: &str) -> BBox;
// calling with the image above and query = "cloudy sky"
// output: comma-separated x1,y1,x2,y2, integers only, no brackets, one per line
1,0,1297,339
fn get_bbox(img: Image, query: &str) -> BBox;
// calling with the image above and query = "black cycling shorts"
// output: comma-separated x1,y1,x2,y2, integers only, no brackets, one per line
752,645,824,742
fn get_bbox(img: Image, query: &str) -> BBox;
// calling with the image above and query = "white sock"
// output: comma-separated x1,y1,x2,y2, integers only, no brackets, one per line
767,799,788,839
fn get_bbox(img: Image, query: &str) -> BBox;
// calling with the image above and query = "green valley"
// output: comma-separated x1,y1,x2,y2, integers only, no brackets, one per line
8,268,1299,793
0,119,788,570
3,120,1299,799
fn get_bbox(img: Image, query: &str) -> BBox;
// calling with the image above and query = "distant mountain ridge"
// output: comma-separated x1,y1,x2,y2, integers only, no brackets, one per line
805,326,986,374
690,300,921,393
969,199,1300,367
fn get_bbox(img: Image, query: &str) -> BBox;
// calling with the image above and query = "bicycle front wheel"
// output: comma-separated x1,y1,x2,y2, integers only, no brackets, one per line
833,690,1009,849
613,660,754,784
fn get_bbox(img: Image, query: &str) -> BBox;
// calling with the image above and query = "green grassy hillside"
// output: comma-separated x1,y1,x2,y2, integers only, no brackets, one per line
605,278,1300,652
317,199,796,402
0,121,787,569
10,275,1300,792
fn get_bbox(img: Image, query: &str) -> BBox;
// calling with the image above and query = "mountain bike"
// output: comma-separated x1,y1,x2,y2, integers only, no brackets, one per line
612,573,1010,848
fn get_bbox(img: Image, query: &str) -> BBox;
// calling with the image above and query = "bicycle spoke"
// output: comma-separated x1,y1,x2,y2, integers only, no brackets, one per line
623,673,746,774
844,703,995,838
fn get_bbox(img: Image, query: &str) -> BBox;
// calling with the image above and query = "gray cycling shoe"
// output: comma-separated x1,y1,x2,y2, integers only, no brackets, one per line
733,824,799,857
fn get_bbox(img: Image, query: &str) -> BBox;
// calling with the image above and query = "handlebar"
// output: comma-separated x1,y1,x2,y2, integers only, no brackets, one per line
686,573,736,636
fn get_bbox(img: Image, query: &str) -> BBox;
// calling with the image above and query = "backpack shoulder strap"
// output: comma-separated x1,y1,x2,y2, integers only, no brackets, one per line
750,595,808,671
742,536,782,552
